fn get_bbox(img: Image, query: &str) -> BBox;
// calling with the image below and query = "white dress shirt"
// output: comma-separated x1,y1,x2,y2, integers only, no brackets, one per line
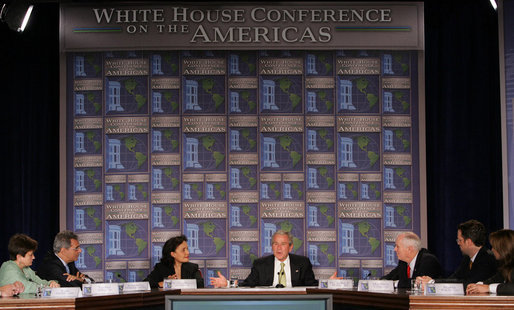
408,253,419,278
272,256,292,287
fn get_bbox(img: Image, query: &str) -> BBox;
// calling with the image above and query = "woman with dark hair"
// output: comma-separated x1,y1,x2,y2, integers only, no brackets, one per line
144,235,204,288
0,234,59,294
466,229,514,295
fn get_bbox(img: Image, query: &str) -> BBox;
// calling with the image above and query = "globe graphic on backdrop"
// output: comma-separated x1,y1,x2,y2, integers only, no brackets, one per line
343,134,380,171
261,76,302,113
187,134,225,171
355,221,380,256
109,134,148,172
118,221,148,257
392,205,412,228
347,76,379,113
262,134,303,171
84,245,101,268
342,220,381,257
196,220,226,257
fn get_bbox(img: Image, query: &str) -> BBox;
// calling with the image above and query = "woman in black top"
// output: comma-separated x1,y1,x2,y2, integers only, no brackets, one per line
144,235,204,288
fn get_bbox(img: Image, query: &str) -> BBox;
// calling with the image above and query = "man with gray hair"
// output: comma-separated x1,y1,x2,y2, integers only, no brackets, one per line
210,230,327,287
38,230,93,287
381,232,442,288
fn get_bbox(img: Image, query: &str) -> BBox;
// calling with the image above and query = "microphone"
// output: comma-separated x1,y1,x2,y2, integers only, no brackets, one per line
84,274,95,283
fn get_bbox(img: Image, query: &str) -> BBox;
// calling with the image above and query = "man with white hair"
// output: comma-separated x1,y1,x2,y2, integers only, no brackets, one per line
381,232,442,288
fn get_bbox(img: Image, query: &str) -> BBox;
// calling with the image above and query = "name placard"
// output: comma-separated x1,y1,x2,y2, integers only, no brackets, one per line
357,280,394,292
368,280,395,292
85,283,120,296
121,282,151,292
163,279,197,290
42,287,82,298
425,283,465,295
319,279,354,289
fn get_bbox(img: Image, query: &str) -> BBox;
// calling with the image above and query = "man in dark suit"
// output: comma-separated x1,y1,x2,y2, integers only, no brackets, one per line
381,232,442,288
418,220,497,287
38,230,93,287
210,230,320,287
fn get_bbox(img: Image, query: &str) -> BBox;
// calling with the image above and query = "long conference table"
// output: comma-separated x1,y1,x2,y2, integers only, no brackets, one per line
1,287,514,310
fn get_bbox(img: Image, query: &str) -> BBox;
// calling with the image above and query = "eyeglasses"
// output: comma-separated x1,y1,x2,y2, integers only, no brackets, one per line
69,246,81,251
456,238,464,244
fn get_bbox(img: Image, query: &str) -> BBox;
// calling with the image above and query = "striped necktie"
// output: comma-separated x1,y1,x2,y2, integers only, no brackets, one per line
279,262,286,286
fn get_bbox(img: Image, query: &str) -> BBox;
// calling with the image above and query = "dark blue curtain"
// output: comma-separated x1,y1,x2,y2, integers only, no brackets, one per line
0,1,505,274
424,0,503,275
0,4,60,268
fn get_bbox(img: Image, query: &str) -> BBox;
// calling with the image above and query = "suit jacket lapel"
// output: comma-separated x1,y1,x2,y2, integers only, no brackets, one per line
55,254,70,274
180,263,187,278
68,261,78,275
289,255,300,284
266,256,276,285
474,247,485,265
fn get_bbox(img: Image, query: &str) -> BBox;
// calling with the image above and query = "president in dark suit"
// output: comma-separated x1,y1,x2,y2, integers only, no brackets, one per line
381,232,442,288
419,220,497,287
38,231,92,287
241,252,317,287
210,230,319,287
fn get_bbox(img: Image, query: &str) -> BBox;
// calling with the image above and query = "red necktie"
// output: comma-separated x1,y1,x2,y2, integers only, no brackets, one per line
407,265,411,278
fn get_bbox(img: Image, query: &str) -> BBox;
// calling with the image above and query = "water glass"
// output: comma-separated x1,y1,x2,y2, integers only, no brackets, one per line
411,279,421,293
36,284,44,297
